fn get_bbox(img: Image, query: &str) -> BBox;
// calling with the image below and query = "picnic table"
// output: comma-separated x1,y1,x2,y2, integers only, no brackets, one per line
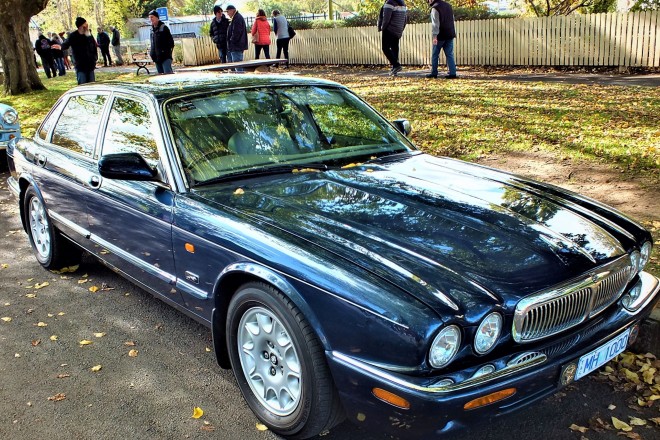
179,59,288,73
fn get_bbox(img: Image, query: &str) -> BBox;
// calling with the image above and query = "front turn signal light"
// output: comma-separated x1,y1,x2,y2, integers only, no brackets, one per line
463,388,516,410
372,388,410,410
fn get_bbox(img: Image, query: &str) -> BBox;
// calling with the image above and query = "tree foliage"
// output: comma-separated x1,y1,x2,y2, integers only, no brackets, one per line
522,0,594,16
245,0,301,16
181,0,215,15
630,0,660,10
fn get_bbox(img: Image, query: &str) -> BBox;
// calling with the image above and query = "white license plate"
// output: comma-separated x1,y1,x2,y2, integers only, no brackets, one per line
574,328,630,380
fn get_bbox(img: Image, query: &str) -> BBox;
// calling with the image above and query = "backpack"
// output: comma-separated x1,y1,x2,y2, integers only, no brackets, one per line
288,24,296,39
40,39,51,50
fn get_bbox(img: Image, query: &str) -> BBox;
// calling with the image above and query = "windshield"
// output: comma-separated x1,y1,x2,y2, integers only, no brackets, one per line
165,86,415,185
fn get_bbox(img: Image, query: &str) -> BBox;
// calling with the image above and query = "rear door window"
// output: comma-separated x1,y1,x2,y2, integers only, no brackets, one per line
51,94,108,157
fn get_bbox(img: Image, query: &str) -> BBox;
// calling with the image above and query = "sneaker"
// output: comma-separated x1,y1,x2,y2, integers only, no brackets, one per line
444,74,458,79
425,73,437,79
390,66,402,76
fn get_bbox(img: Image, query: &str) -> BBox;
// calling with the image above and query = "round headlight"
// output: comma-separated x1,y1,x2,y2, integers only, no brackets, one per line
429,325,461,369
474,312,502,354
3,109,18,125
630,250,641,280
639,241,652,271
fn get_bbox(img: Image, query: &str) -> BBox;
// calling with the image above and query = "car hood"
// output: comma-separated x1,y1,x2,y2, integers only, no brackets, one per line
195,154,634,318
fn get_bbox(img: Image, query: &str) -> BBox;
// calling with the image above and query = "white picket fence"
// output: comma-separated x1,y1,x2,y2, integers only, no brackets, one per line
182,11,660,68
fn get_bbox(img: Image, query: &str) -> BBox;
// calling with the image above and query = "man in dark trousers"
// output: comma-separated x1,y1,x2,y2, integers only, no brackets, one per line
377,0,407,76
426,0,457,79
209,5,229,63
226,5,248,71
35,33,57,78
148,10,175,74
96,27,112,67
59,17,98,84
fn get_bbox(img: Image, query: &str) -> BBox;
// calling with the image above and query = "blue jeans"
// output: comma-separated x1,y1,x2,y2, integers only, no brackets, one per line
54,57,66,76
156,59,173,74
76,70,95,84
431,38,457,76
217,46,227,63
228,50,244,71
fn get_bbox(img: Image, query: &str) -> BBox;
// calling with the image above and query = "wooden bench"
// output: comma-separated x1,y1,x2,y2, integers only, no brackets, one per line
131,52,153,75
179,59,288,74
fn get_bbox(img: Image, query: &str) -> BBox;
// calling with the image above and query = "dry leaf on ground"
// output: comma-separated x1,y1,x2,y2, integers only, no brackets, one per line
48,393,66,401
191,407,204,419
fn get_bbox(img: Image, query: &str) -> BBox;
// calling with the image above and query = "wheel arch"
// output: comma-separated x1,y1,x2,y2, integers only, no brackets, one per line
211,262,328,369
19,176,44,231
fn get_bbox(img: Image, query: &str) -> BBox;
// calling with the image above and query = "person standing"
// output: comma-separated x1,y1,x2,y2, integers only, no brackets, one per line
251,9,271,60
35,34,57,78
60,17,98,84
271,10,290,64
209,5,229,63
377,0,407,76
109,26,124,65
50,32,66,76
148,10,175,74
58,32,72,70
97,27,112,67
226,5,248,70
426,0,457,79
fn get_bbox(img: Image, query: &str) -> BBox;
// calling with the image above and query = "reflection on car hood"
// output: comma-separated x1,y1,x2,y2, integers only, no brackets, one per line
196,154,636,316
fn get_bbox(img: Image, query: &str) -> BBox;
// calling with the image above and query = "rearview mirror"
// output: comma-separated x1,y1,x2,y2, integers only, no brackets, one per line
98,153,158,181
393,119,412,136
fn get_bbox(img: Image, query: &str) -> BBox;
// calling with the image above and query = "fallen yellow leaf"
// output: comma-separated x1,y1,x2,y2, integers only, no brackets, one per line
192,407,204,419
34,282,49,289
233,188,245,195
612,417,633,432
568,424,588,433
1,263,8,269
47,313,54,317
48,393,66,401
205,347,212,352
49,335,58,341
1,317,11,322
36,322,48,327
90,365,102,372
94,332,106,338
89,286,99,293
128,349,138,357
78,279,89,284
124,341,136,346
629,417,646,426
256,423,268,431
57,312,65,316
79,340,93,346
26,293,37,298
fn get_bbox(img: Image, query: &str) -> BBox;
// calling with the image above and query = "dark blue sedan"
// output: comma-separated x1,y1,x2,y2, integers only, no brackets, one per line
7,73,659,439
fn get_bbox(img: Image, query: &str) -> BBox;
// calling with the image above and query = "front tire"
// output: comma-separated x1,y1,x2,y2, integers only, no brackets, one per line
226,282,344,439
24,186,81,270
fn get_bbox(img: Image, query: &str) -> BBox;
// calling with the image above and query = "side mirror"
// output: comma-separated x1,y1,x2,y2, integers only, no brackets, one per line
393,119,412,136
98,153,158,181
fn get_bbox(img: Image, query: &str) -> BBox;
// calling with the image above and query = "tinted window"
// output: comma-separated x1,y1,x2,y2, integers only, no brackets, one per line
102,97,159,166
51,95,107,156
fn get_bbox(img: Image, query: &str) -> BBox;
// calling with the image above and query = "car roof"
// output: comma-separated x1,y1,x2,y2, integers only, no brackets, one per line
69,72,346,101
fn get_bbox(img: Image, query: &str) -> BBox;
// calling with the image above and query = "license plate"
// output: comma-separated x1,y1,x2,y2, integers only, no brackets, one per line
574,328,630,380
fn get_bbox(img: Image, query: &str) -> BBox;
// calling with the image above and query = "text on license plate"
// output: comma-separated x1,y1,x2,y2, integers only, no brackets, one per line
574,328,630,380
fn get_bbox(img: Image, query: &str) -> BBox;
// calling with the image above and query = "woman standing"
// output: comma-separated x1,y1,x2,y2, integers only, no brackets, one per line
251,9,271,59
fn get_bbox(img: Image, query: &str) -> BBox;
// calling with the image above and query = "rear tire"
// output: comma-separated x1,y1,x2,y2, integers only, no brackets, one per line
226,281,344,439
24,186,81,270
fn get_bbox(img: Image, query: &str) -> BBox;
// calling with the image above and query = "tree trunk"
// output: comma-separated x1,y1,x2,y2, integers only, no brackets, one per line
0,0,50,95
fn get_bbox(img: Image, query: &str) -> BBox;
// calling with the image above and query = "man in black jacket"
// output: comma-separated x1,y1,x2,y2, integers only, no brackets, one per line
109,26,124,65
35,34,57,78
148,10,175,74
226,5,248,71
97,27,112,67
209,5,229,63
377,0,407,76
60,17,98,84
426,0,457,79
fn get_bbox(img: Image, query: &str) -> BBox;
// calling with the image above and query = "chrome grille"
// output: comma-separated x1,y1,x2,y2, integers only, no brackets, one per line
513,256,632,343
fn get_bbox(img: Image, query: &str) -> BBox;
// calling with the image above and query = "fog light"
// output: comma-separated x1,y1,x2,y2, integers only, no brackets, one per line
372,388,410,410
463,388,516,410
560,362,577,386
471,364,496,379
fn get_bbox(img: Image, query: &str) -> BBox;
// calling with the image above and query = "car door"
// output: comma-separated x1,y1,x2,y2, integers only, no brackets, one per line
86,93,182,304
32,93,109,244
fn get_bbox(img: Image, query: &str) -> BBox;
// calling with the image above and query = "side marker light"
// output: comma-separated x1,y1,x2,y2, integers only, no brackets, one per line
372,388,410,410
463,388,516,410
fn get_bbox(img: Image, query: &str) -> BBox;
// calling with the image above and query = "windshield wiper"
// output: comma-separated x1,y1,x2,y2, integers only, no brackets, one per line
194,163,329,187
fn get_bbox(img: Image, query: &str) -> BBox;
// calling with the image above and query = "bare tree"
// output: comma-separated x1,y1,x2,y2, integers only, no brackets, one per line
0,0,49,95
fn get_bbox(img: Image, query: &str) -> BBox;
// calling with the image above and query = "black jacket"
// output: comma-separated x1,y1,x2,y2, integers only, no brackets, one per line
227,12,248,51
150,21,175,63
97,32,110,48
35,36,54,61
430,0,456,41
209,15,229,48
111,28,121,46
61,30,98,72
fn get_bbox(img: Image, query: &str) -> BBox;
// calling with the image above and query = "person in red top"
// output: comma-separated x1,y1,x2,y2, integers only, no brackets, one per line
251,9,272,59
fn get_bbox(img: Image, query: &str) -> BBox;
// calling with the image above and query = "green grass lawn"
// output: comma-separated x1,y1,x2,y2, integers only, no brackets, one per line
3,69,658,275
